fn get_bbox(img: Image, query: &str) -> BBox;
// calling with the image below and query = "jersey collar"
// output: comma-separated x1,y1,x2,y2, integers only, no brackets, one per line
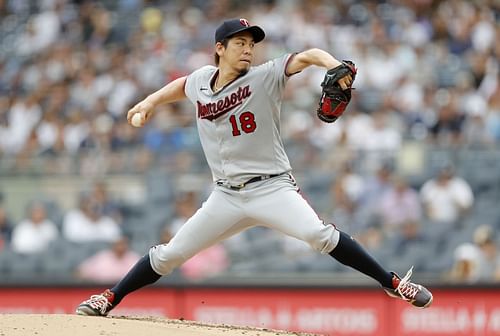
209,68,248,95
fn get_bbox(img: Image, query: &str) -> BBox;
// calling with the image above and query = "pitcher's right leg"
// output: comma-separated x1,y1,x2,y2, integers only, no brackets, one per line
77,187,247,316
149,187,248,275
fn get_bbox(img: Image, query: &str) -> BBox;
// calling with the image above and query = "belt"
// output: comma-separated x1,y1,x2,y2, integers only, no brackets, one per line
217,173,282,191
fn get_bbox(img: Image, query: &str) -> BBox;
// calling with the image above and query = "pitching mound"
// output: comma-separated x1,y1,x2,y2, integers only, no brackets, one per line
0,314,320,336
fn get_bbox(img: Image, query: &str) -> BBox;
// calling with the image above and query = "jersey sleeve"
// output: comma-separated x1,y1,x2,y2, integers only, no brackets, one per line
256,53,296,99
184,65,214,104
184,71,197,104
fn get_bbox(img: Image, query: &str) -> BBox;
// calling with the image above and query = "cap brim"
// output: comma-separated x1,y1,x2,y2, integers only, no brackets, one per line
228,26,265,43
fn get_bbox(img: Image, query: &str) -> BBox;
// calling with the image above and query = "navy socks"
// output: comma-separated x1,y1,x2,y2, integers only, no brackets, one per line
109,232,394,306
110,254,161,305
329,230,393,288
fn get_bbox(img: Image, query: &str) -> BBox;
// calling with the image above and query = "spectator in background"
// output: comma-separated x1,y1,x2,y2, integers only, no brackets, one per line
0,1,10,19
3,93,42,155
167,191,199,234
11,201,58,254
63,192,121,243
378,175,422,233
36,109,65,156
391,220,427,254
362,110,402,153
357,161,394,230
90,180,123,225
420,163,474,226
446,224,500,284
448,242,483,283
428,97,465,147
473,225,500,282
462,108,492,146
75,236,140,283
0,195,13,251
485,89,500,142
63,107,90,154
329,161,364,232
354,224,386,255
15,3,61,57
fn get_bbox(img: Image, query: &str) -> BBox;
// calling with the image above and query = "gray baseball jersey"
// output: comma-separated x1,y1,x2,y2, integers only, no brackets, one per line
149,54,340,276
184,54,293,185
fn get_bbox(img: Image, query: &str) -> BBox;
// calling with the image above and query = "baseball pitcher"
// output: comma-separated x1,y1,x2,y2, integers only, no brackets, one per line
76,18,432,317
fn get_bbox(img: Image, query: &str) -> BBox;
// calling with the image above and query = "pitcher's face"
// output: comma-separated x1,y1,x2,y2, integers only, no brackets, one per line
218,31,255,73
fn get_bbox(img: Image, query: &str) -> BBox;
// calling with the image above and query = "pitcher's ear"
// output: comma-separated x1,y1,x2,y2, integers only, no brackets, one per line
215,42,225,56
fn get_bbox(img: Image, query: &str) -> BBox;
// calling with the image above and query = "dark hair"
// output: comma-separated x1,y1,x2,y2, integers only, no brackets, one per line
214,39,229,66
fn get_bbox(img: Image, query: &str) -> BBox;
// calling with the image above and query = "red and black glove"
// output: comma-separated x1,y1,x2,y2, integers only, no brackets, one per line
317,60,357,123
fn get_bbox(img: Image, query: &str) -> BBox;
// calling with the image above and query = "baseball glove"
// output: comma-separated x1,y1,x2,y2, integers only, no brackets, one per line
317,60,357,123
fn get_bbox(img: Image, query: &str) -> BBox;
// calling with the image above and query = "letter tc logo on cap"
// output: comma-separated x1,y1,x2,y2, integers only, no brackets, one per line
239,18,250,27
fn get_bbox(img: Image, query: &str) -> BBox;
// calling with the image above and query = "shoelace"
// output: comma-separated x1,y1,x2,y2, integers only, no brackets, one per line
395,267,420,301
86,294,111,314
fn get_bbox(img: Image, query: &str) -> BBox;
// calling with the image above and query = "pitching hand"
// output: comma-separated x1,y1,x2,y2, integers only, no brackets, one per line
126,100,155,127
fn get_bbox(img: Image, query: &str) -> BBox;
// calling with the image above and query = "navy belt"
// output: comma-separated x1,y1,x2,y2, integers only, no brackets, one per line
217,173,282,191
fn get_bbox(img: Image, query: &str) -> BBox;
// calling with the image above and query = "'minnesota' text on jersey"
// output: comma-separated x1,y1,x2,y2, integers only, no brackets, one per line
185,54,294,185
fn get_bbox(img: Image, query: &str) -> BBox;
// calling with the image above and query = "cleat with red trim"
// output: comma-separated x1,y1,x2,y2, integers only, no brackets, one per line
75,289,115,316
384,267,433,308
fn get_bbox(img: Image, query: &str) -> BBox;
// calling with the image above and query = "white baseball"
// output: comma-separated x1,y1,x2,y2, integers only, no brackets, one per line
131,113,142,127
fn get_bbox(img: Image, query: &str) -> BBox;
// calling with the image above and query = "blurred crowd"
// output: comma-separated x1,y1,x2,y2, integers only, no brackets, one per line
0,0,500,284
0,0,498,174
1,158,499,284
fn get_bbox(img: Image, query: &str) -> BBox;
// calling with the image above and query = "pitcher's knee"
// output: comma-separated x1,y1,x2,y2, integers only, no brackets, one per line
308,224,340,254
149,244,188,276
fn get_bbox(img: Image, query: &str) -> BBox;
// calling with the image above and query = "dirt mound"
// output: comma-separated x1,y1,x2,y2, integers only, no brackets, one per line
0,314,320,336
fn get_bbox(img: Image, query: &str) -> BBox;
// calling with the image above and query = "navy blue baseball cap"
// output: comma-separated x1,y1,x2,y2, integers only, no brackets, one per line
215,18,265,44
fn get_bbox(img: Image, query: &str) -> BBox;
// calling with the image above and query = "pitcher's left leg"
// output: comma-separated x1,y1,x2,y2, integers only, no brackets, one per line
247,178,432,308
247,180,339,254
